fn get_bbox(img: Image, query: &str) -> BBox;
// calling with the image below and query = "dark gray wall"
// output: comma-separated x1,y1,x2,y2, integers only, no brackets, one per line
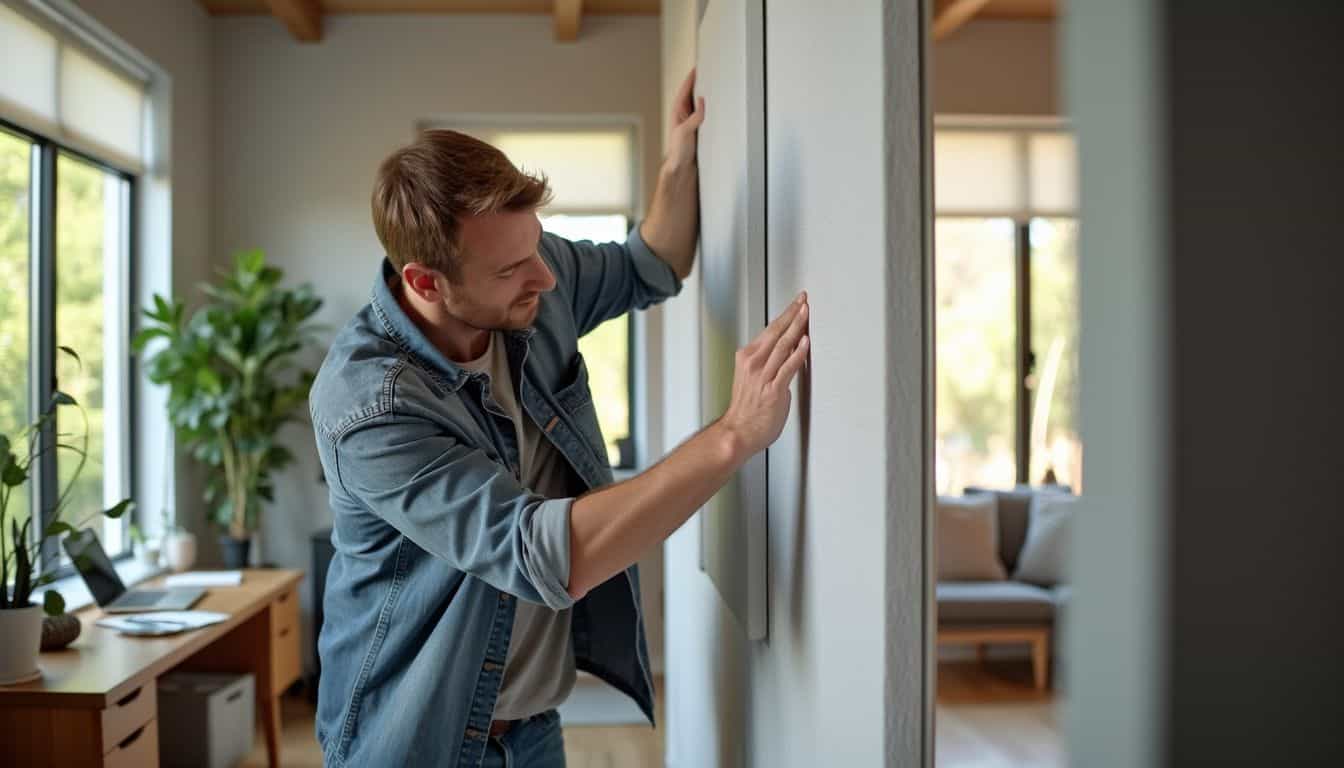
1068,1,1344,764
1164,2,1344,763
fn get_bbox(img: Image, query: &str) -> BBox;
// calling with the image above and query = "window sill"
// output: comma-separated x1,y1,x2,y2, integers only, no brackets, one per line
36,558,166,614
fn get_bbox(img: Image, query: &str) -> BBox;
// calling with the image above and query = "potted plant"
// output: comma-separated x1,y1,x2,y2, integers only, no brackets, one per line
134,250,322,568
1,349,132,684
128,523,160,568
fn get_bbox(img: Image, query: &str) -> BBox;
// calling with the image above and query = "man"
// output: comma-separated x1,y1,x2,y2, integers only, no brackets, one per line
310,71,809,767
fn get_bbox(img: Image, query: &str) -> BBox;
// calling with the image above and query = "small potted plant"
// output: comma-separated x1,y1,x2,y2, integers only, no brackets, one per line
134,250,322,568
128,523,160,569
1,349,132,684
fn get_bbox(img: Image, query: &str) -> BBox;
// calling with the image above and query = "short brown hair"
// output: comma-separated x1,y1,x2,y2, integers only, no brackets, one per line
371,129,552,281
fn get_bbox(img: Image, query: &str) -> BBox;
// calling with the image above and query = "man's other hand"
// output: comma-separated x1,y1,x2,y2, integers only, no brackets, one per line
666,68,707,172
720,292,811,458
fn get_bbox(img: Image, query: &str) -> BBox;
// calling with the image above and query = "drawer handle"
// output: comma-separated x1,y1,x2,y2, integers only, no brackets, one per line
115,687,142,708
118,725,145,750
279,627,291,638
279,591,291,603
226,690,243,703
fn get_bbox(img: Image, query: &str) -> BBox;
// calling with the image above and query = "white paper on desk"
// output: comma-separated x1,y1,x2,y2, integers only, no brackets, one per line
163,570,243,587
96,611,229,632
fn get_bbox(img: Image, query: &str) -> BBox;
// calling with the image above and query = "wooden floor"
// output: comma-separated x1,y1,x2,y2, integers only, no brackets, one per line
241,665,1055,767
241,686,664,768
936,660,1065,768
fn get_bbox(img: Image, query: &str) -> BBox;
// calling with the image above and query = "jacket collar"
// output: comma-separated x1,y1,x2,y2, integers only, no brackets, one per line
370,259,536,393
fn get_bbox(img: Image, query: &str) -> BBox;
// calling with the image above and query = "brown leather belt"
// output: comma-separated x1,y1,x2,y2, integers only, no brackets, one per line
489,719,515,737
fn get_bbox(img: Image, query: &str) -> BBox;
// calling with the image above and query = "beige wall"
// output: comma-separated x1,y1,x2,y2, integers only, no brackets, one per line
933,19,1059,115
209,12,665,672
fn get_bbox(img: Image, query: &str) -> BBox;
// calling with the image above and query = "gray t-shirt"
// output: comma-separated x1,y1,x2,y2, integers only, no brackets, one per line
460,331,576,721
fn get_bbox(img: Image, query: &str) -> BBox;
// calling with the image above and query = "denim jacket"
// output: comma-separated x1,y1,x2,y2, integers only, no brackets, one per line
309,225,682,767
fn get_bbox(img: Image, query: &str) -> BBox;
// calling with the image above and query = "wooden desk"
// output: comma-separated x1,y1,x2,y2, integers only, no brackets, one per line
0,568,303,767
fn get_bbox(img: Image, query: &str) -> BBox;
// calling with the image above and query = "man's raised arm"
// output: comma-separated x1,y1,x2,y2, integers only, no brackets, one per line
639,68,706,281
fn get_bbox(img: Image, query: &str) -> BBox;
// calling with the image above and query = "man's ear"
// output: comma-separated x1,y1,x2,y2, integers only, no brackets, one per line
401,263,444,301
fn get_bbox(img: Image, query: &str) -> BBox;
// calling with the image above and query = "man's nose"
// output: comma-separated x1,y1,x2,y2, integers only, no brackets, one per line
531,255,557,292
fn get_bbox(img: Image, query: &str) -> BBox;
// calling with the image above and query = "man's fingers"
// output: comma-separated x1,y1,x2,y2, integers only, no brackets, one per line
674,69,697,120
754,293,806,356
686,97,707,130
763,302,808,382
772,335,810,389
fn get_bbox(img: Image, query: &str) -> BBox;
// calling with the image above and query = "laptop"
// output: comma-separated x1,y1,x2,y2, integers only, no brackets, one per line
63,529,206,613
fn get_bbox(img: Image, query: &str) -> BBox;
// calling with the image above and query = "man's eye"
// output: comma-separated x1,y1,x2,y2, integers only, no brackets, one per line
499,269,517,279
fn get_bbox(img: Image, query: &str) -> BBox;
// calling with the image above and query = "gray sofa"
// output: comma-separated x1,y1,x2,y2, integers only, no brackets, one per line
936,486,1071,690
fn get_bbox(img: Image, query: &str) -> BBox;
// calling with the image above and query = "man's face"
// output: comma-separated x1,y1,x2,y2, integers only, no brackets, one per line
440,209,556,331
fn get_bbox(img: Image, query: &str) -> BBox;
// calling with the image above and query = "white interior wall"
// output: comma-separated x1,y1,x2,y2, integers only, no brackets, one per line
209,12,665,676
660,0,928,765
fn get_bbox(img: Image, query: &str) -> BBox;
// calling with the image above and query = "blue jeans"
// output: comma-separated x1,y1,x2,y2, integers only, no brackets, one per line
481,710,566,768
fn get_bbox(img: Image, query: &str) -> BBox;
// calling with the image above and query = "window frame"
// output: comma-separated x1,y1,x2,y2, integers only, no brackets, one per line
418,116,644,469
934,116,1078,489
2,115,137,576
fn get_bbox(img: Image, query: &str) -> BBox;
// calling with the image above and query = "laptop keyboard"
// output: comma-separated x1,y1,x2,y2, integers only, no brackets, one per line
115,590,169,608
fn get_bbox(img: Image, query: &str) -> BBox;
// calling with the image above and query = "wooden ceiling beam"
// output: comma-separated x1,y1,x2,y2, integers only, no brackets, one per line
554,0,582,42
933,0,993,41
264,0,323,42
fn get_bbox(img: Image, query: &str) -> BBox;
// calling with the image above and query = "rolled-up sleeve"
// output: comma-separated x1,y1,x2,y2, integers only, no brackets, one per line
541,222,684,338
332,414,576,609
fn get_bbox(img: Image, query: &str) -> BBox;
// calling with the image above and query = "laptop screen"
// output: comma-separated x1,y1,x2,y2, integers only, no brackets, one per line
62,530,127,606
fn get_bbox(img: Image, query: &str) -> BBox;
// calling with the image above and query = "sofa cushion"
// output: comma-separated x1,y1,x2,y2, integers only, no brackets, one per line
965,485,1072,572
936,581,1056,625
1052,585,1071,611
936,494,1007,581
1013,494,1079,586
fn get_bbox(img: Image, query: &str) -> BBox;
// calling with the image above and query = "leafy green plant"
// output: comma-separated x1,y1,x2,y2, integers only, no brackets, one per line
1,348,133,615
134,250,322,540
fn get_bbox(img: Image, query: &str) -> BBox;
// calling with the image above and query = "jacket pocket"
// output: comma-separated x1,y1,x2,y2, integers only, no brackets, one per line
554,352,595,414
553,353,609,465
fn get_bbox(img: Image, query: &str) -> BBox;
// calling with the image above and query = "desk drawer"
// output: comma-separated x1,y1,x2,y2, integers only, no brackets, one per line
271,622,302,694
104,718,157,768
271,587,302,694
271,585,300,640
102,683,156,755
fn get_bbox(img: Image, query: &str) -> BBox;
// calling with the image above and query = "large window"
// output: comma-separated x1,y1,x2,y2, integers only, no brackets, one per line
2,1,145,573
0,125,134,571
934,123,1080,492
432,121,642,468
0,129,33,559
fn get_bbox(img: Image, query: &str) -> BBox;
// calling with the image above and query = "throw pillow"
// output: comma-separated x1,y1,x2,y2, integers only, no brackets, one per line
965,484,1072,572
1013,493,1079,586
936,494,1007,581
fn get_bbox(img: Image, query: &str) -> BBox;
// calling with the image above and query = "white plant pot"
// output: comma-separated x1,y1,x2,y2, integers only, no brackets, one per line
163,530,197,573
0,604,44,685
